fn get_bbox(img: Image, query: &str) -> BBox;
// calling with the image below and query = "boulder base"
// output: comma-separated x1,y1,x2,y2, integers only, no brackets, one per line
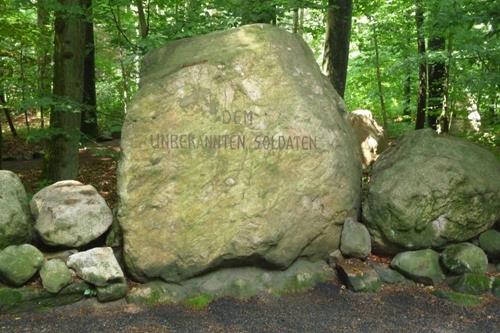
118,24,361,282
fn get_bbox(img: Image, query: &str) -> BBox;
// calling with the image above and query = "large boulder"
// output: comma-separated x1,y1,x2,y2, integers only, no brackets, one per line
0,171,32,249
363,129,500,253
0,244,43,286
118,24,361,282
30,180,113,248
345,110,387,167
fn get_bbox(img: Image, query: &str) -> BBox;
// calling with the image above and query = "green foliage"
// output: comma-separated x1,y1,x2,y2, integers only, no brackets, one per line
0,0,497,149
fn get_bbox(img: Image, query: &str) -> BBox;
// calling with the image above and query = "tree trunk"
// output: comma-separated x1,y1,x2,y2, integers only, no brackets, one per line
0,111,2,169
37,0,51,129
135,0,149,39
118,47,131,113
322,0,353,98
415,0,426,130
403,72,411,116
371,17,387,129
299,8,304,33
293,8,299,33
46,0,86,182
20,48,30,131
80,0,98,139
0,92,17,137
440,33,453,133
427,37,446,130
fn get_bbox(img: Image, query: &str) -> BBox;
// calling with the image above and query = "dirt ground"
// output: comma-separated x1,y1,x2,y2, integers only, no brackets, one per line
1,135,120,209
0,282,499,333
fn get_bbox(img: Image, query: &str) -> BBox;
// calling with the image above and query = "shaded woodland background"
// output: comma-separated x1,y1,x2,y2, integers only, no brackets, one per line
0,0,498,187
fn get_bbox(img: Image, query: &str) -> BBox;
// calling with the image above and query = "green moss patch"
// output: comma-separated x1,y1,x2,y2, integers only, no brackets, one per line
184,293,214,310
432,289,483,307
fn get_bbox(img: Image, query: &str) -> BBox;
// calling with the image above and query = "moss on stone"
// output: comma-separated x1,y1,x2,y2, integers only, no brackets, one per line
0,282,89,313
184,293,214,310
447,273,491,295
0,288,23,310
432,289,483,307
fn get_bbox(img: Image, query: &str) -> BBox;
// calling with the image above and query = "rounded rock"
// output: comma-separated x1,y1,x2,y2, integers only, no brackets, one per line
441,242,488,274
30,180,113,248
40,259,73,293
0,244,43,286
363,129,500,254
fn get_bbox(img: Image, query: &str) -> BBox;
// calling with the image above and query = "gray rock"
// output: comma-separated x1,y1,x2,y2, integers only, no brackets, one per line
370,263,409,284
478,230,500,259
40,259,73,293
0,171,32,249
30,180,113,248
67,247,124,287
0,244,43,286
345,109,387,168
337,259,381,292
127,259,335,305
327,249,344,266
363,129,500,254
340,219,371,259
118,24,361,282
441,242,488,274
391,249,445,285
97,282,128,302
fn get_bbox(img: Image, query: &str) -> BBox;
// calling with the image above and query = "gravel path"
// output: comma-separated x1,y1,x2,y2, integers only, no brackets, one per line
1,282,499,333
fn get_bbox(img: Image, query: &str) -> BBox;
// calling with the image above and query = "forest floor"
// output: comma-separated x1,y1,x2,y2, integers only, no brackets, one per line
1,135,120,209
0,281,499,333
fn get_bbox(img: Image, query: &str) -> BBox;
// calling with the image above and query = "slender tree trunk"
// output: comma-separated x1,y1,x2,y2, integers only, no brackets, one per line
46,0,86,181
299,8,304,34
0,111,2,169
415,0,426,129
371,17,387,129
118,47,131,113
322,0,353,98
293,8,299,33
37,0,51,129
20,48,30,131
403,72,411,116
427,37,446,130
0,92,17,137
441,33,453,133
135,0,149,39
80,0,98,139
